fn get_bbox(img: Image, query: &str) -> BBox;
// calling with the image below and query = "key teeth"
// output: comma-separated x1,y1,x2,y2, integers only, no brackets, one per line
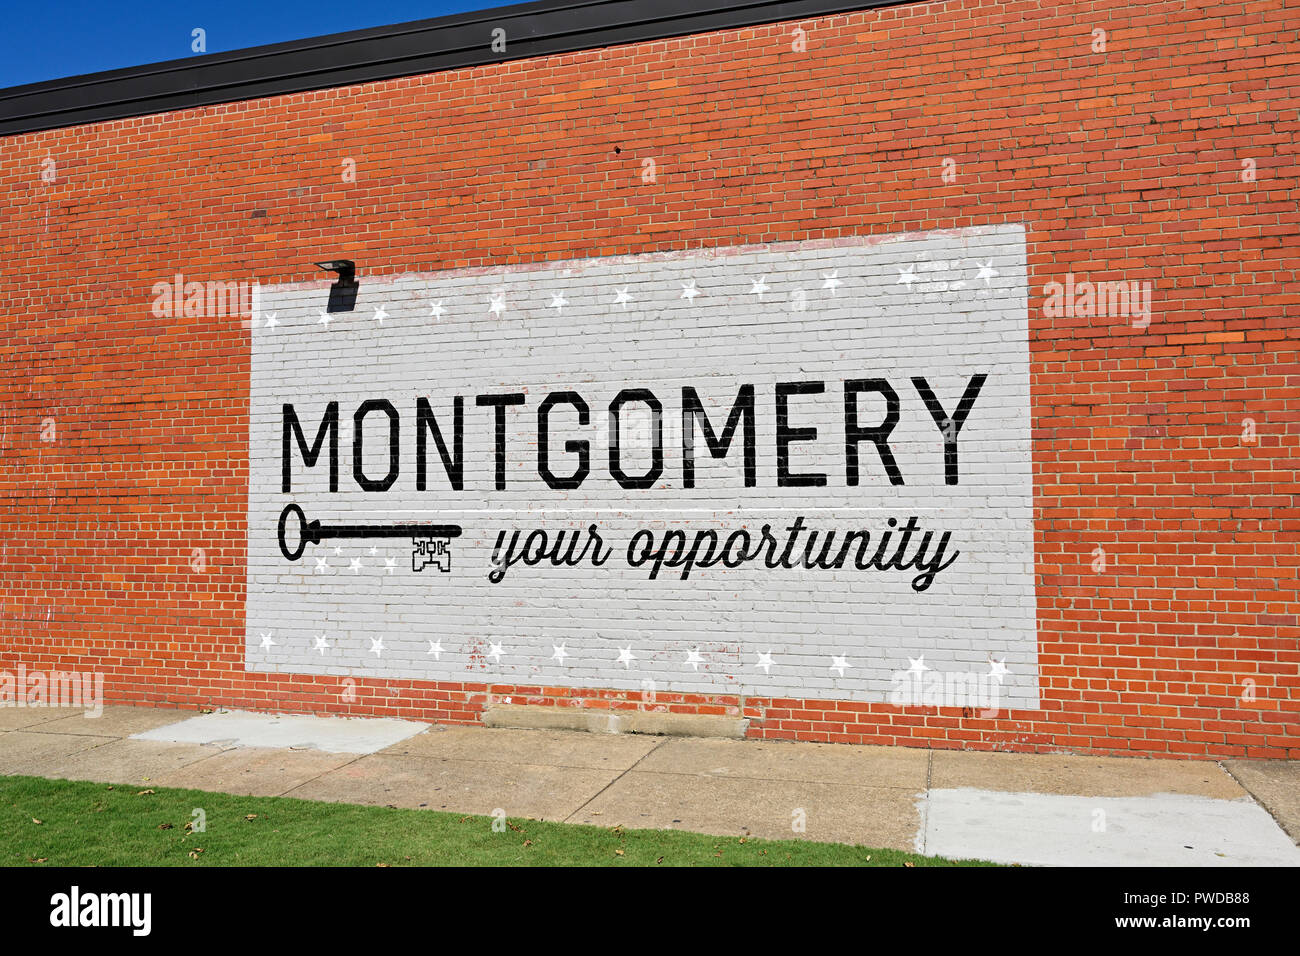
412,537,453,573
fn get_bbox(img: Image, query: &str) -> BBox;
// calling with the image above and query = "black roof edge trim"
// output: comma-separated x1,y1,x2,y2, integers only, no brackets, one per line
0,0,910,136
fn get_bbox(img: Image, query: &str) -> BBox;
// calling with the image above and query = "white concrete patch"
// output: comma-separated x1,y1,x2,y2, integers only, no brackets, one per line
919,788,1300,867
130,709,427,754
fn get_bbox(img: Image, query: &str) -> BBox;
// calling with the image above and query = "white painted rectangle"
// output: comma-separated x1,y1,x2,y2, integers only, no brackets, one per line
246,224,1038,707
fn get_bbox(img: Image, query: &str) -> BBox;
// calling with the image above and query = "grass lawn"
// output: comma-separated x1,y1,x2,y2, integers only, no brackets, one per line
0,774,991,867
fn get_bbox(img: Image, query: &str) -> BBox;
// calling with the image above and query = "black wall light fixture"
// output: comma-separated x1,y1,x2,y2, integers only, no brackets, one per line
316,259,358,313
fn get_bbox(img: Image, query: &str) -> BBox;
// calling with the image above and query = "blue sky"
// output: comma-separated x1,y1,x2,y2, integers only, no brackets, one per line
0,0,515,89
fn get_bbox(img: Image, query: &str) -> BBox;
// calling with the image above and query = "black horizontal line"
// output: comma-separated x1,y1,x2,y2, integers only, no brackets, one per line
1,0,911,136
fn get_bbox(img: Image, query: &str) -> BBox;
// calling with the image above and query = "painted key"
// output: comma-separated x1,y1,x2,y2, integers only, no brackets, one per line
277,503,462,562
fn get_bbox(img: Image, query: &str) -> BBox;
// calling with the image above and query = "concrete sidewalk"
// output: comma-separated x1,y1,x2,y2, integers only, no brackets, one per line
1,705,1297,866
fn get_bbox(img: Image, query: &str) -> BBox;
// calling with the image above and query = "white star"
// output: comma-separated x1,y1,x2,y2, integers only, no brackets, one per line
369,637,384,658
906,655,929,678
314,634,330,655
822,270,842,294
976,260,998,286
488,292,506,316
368,545,378,556
548,292,569,313
685,647,704,671
349,557,363,574
756,651,774,674
551,643,569,664
749,276,769,297
384,557,397,574
612,287,632,310
680,280,699,302
616,646,636,669
373,305,388,324
988,658,1010,681
897,266,916,287
427,640,443,660
263,312,278,329
487,641,505,663
830,654,850,677
333,545,343,556
318,310,332,327
428,300,445,319
313,556,329,573
258,631,276,650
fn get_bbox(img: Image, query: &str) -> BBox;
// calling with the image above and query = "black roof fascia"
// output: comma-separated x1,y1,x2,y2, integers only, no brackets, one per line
0,0,912,136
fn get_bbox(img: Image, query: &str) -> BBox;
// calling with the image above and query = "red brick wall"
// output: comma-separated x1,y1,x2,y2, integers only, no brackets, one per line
3,0,1297,758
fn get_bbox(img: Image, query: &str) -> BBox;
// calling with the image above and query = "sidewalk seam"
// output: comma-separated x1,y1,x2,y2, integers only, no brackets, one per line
918,750,932,855
1218,759,1300,845
275,753,371,798
561,738,670,824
